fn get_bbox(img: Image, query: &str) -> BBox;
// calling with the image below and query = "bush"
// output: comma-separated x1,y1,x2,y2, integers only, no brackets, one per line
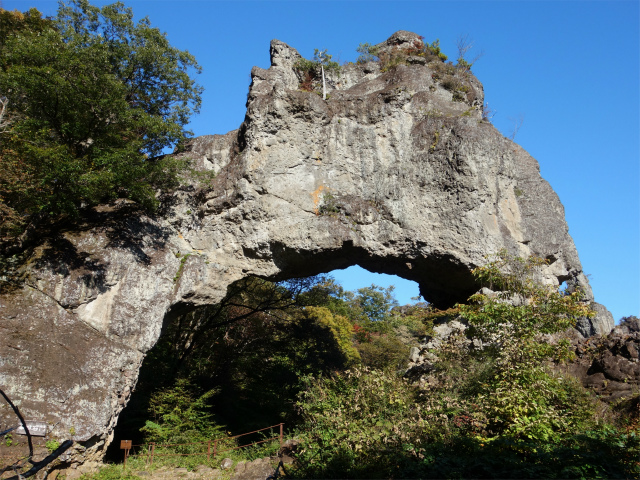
424,39,448,61
355,334,407,370
292,368,426,478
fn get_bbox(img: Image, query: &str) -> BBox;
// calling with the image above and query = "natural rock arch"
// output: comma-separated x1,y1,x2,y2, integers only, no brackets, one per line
0,31,613,463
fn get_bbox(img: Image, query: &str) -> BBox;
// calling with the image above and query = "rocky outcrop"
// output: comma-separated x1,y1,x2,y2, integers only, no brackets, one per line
406,316,640,401
0,32,613,463
564,316,640,401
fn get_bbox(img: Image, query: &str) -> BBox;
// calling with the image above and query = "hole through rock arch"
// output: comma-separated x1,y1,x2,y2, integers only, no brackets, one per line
105,248,480,461
266,242,478,308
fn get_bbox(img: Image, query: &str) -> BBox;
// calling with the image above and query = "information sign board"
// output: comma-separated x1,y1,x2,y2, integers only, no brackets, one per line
15,421,47,437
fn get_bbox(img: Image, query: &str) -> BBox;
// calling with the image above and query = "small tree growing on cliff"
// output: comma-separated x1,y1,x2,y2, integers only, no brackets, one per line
294,49,340,98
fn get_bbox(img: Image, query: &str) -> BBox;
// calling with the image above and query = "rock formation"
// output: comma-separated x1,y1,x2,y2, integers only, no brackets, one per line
565,316,640,402
405,315,639,401
0,31,614,463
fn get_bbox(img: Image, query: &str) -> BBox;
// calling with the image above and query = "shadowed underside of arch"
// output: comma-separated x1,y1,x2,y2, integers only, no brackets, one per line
0,31,613,465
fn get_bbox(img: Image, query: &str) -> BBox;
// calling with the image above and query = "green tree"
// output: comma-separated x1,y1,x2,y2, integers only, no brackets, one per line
141,379,223,445
0,1,202,238
355,43,379,64
352,284,398,324
114,275,359,442
303,306,360,365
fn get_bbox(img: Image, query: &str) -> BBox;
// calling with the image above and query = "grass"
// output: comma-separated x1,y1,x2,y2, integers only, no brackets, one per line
76,438,282,479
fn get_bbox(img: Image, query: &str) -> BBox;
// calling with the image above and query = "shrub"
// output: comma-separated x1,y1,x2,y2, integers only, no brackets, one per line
287,254,639,478
362,36,449,73
440,75,459,92
303,306,361,365
424,39,448,61
292,368,426,478
355,333,408,370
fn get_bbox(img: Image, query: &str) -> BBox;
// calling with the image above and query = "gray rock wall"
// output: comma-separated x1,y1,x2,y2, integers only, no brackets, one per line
0,32,613,463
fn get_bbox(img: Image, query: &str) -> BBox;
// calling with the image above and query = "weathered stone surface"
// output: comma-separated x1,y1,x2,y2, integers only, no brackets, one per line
0,32,613,464
564,316,640,401
232,457,279,480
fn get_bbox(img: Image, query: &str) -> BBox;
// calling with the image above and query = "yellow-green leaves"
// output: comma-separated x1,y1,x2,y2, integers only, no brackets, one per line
304,306,361,365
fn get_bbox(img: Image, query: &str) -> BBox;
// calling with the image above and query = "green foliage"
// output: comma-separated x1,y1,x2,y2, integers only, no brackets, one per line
301,282,407,369
293,48,340,93
78,465,144,479
110,274,361,456
317,191,340,215
455,34,482,73
312,49,340,74
342,284,398,328
287,255,638,478
355,42,379,64
429,58,478,105
450,251,597,441
303,306,361,365
99,256,637,478
457,57,472,71
293,367,425,478
293,57,317,75
0,1,202,239
45,439,60,453
292,357,637,478
355,333,408,370
461,250,593,344
131,380,240,469
172,253,191,283
424,39,448,61
141,379,224,445
358,35,450,73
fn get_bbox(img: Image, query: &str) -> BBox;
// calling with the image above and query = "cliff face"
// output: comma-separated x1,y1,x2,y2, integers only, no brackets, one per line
0,31,613,461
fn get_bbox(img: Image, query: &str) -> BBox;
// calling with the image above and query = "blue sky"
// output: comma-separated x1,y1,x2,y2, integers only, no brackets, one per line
4,0,638,321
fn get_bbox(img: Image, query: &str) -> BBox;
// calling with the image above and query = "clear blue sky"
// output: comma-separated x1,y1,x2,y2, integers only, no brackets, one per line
4,0,638,322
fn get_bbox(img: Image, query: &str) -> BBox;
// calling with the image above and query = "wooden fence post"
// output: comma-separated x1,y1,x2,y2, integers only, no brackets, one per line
120,440,132,469
150,443,155,466
207,440,211,461
279,423,283,446
214,438,218,458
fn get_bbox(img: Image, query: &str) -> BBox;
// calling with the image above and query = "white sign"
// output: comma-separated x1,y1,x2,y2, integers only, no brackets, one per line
15,421,47,437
